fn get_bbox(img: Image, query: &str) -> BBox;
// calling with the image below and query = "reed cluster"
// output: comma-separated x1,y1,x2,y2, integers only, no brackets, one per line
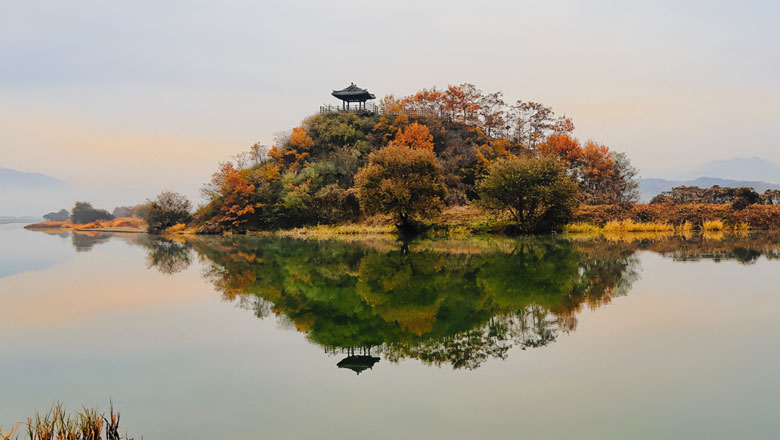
0,403,133,440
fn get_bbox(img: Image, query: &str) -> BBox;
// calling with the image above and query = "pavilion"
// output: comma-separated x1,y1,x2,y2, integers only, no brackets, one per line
331,83,376,111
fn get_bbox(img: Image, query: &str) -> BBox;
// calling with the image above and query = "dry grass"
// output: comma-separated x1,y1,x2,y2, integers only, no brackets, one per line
272,223,397,238
702,219,725,231
165,223,187,233
25,218,146,233
4,403,135,440
563,222,601,234
602,220,675,232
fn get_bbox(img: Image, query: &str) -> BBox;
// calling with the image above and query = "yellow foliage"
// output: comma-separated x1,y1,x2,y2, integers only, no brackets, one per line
602,220,674,233
165,223,186,233
564,222,600,234
702,219,725,231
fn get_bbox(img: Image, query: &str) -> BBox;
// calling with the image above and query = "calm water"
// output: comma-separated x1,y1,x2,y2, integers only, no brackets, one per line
2,223,780,439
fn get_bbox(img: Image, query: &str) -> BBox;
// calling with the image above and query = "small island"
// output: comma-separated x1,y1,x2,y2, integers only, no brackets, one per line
26,83,780,238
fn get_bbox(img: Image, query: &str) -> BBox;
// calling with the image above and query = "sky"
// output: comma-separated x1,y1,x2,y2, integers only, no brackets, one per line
2,0,779,211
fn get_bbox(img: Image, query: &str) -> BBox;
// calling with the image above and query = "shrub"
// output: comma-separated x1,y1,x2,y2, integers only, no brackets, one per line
477,156,578,233
71,202,114,224
702,219,725,231
731,187,761,210
355,144,447,230
144,191,192,233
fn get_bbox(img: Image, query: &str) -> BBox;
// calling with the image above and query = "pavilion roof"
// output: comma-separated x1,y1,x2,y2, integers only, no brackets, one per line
332,83,375,102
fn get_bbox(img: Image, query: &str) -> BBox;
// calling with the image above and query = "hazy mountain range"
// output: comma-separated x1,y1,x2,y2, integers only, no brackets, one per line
0,168,71,188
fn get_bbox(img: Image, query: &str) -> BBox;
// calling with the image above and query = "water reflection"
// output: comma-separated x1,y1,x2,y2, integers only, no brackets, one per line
72,232,780,371
143,236,638,370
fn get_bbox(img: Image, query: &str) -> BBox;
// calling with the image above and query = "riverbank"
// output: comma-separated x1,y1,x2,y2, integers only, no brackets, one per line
246,203,780,238
24,203,780,238
24,217,147,233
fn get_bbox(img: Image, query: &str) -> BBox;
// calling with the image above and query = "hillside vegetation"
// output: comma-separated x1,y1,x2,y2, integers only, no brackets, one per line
194,83,639,234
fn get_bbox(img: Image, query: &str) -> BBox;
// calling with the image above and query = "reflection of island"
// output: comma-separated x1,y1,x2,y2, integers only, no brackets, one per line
173,236,642,370
95,232,780,370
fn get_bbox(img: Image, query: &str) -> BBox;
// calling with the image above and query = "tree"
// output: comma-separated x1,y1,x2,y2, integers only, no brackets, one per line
355,144,447,230
71,202,114,224
478,91,507,137
509,101,556,148
207,162,256,230
43,208,70,222
144,191,192,233
477,156,579,233
389,122,434,150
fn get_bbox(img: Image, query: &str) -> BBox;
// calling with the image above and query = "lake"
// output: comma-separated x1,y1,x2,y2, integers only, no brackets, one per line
2,223,780,439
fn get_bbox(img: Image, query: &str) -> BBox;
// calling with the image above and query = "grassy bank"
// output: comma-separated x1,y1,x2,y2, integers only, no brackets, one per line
246,203,780,238
24,204,780,238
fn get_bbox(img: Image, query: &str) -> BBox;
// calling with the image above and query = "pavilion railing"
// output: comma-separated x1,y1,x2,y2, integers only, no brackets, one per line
319,103,380,114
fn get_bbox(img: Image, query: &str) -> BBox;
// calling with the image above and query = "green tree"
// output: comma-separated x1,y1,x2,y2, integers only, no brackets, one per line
354,144,447,230
144,191,192,233
477,156,578,233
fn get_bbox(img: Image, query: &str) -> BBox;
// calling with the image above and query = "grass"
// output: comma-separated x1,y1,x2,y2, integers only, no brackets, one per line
164,223,187,233
702,219,725,231
1,403,133,440
271,223,397,238
564,218,751,241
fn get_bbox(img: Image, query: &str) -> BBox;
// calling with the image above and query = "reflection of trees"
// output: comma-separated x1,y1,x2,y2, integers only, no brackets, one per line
71,232,112,252
142,238,193,275
188,236,641,370
630,233,780,265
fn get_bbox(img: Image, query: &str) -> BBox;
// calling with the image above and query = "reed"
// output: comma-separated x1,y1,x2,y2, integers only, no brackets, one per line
1,425,19,440
6,403,137,440
563,222,600,234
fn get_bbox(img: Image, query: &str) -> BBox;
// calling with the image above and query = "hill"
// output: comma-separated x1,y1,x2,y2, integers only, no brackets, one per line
0,168,69,188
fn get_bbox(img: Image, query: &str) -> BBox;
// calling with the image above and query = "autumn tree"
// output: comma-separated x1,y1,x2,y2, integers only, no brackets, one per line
389,122,434,150
537,135,639,205
477,156,578,233
478,91,507,137
355,143,447,231
212,162,256,230
508,101,556,148
442,83,481,123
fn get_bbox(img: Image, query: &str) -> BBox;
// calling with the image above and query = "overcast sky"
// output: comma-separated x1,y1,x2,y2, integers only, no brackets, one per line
2,0,779,207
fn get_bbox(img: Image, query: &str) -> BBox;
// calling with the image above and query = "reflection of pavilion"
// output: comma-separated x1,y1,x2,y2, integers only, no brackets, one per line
337,355,380,375
335,346,380,375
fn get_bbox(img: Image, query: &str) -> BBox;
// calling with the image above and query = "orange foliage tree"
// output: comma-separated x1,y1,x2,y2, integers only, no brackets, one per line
390,122,434,151
214,162,256,229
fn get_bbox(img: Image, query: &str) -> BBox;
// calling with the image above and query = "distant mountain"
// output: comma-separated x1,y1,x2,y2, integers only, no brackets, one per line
684,157,780,183
640,177,780,202
0,168,75,217
0,167,69,188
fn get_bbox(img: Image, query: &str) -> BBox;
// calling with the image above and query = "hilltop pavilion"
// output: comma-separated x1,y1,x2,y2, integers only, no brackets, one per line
332,83,375,110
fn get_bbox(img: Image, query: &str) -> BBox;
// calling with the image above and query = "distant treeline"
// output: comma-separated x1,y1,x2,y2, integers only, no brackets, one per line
651,185,780,209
